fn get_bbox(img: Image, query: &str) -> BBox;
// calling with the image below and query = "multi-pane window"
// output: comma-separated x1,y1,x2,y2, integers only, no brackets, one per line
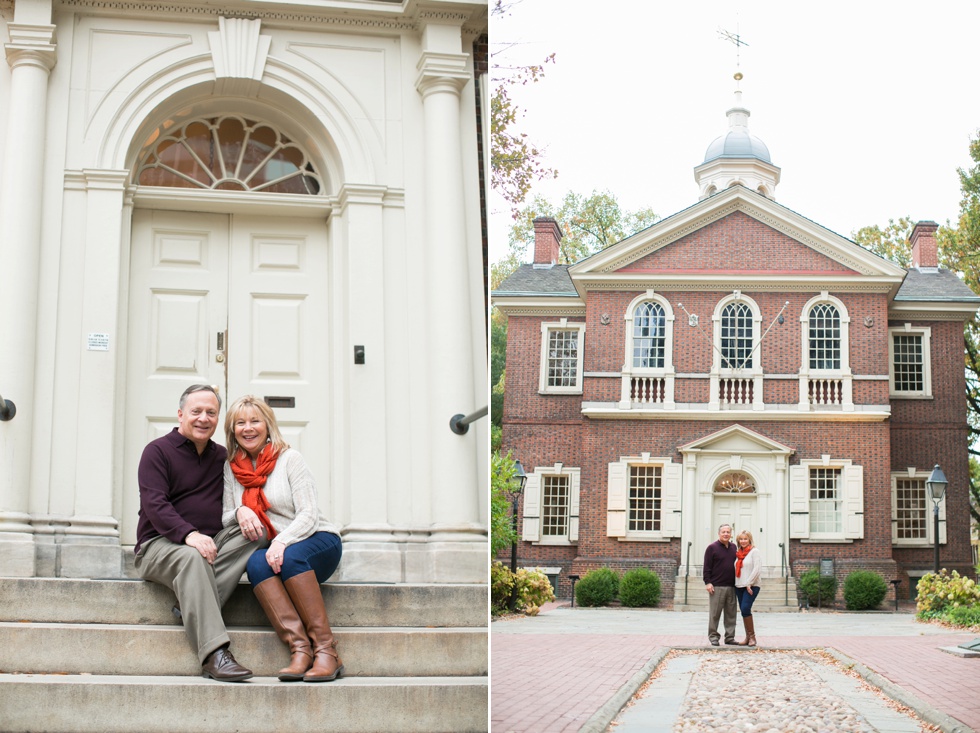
628,465,662,532
546,330,580,388
721,302,754,369
633,302,666,369
895,478,927,541
809,468,842,534
892,335,924,392
808,304,841,370
541,475,570,537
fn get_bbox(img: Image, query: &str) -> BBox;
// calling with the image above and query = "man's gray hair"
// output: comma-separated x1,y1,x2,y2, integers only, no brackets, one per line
718,523,733,532
179,384,222,410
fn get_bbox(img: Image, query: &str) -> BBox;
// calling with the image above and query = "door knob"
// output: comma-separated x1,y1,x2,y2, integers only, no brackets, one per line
216,354,225,363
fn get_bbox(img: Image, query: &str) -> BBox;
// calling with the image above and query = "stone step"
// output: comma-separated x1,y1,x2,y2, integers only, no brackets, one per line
0,577,487,628
672,576,799,612
0,673,488,733
0,621,487,677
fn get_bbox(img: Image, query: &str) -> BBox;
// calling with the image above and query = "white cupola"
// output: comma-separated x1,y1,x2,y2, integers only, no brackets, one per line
694,73,781,200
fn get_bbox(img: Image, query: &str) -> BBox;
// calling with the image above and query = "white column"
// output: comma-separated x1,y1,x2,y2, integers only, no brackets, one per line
414,18,484,581
0,22,56,576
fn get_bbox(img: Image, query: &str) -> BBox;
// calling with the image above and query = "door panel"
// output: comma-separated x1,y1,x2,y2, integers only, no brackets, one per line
228,216,329,471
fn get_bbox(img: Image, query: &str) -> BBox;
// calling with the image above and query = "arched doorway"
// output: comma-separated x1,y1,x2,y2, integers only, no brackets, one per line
712,470,758,540
120,113,332,545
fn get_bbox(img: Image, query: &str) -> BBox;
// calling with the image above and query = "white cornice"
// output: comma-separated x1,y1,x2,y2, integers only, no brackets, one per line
574,274,900,293
131,185,334,217
492,296,585,317
888,302,979,321
570,187,906,286
582,404,891,422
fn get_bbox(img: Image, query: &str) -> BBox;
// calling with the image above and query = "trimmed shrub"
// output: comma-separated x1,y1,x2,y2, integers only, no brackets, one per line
619,568,662,608
575,567,620,607
843,570,888,610
798,568,838,607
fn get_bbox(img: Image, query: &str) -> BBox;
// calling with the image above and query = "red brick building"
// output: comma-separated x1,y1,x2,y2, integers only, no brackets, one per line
492,93,979,605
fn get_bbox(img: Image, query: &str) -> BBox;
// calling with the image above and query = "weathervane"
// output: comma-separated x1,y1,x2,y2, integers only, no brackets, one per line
718,26,749,86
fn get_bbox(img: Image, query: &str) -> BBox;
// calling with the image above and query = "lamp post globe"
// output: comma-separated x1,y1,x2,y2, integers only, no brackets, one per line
925,464,948,574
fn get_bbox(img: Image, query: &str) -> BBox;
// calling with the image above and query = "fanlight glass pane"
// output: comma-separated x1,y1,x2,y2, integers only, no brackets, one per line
135,115,324,195
715,472,756,494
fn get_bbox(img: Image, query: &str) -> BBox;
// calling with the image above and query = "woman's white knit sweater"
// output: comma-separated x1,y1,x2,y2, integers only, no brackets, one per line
222,448,339,547
734,546,762,588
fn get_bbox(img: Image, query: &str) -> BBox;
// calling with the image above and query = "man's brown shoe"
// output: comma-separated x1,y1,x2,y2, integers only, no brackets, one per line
201,647,253,682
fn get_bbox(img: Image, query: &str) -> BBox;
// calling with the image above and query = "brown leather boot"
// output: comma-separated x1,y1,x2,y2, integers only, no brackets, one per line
284,570,344,682
738,615,757,647
254,576,313,681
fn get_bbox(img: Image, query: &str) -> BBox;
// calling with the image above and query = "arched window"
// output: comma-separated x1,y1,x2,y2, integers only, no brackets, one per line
808,303,841,370
135,115,323,194
633,301,666,369
721,302,754,369
714,471,756,494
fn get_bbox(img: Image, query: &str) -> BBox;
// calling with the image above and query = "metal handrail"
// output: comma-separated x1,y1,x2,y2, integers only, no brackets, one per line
779,542,788,606
0,391,15,421
449,406,488,435
684,541,692,605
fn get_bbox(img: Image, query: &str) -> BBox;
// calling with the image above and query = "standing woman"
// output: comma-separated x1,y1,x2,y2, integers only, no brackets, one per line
734,530,762,647
222,395,344,682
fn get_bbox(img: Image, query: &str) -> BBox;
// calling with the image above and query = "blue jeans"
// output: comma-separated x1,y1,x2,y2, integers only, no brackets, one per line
246,531,342,585
735,585,761,617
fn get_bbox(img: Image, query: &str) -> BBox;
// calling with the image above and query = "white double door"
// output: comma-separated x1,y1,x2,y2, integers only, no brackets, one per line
122,210,330,544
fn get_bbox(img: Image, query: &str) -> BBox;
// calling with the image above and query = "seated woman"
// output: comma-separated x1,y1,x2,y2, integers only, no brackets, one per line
222,395,344,682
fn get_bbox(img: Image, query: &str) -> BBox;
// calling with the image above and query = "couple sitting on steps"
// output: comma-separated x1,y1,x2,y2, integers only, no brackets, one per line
135,384,343,682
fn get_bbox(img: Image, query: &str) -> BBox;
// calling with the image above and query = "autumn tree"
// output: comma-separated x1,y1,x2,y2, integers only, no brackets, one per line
490,1,557,215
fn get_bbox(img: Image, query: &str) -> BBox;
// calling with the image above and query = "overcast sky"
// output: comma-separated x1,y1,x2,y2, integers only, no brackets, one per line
489,1,980,263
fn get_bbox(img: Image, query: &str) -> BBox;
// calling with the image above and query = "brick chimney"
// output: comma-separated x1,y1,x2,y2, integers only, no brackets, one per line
532,217,562,266
910,221,939,269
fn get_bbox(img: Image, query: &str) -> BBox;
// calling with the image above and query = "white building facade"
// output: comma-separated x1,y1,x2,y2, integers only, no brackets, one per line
0,0,489,582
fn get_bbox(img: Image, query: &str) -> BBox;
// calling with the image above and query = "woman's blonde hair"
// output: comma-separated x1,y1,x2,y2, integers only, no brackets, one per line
736,529,754,547
224,395,290,459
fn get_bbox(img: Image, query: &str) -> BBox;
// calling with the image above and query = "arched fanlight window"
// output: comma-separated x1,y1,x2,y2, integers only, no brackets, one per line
808,303,841,370
714,471,756,494
633,301,665,369
721,302,754,369
135,115,322,195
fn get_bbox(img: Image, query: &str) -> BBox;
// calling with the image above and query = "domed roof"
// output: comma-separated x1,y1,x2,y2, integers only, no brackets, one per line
703,127,772,164
702,99,771,164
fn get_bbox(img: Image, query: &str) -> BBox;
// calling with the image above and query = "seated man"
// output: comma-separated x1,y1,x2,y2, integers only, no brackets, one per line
134,384,266,681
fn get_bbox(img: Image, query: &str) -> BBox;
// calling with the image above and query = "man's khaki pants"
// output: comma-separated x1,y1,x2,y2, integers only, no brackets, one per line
136,525,265,663
707,585,737,644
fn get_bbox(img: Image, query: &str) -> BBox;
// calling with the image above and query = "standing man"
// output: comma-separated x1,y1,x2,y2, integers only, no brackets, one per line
135,384,266,681
703,523,738,646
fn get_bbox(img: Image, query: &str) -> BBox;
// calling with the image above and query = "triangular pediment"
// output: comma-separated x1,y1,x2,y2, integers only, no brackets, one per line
569,186,906,282
679,424,794,456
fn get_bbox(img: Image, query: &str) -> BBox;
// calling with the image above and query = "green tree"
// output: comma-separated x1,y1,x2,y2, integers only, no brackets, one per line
490,1,557,215
491,451,521,557
852,217,916,268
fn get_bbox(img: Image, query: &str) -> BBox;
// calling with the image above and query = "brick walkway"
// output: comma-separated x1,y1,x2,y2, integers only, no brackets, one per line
491,607,980,732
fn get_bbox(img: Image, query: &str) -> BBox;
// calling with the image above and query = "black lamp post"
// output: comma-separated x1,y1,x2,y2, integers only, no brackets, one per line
509,460,528,611
925,464,948,574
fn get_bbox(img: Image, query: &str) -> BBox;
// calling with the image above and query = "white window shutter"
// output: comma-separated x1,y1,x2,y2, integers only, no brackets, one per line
569,471,581,542
789,465,810,539
522,473,541,542
843,464,864,539
607,461,627,537
661,462,683,537
889,479,899,544
939,494,947,545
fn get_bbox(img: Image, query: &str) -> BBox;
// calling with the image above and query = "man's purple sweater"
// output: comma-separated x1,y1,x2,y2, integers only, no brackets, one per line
703,539,737,587
135,428,227,554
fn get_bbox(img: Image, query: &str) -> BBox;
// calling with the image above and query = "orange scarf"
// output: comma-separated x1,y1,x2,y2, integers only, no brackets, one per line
735,546,752,578
230,443,279,540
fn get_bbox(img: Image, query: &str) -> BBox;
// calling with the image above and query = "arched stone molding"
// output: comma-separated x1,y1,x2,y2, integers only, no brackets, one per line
82,37,385,186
